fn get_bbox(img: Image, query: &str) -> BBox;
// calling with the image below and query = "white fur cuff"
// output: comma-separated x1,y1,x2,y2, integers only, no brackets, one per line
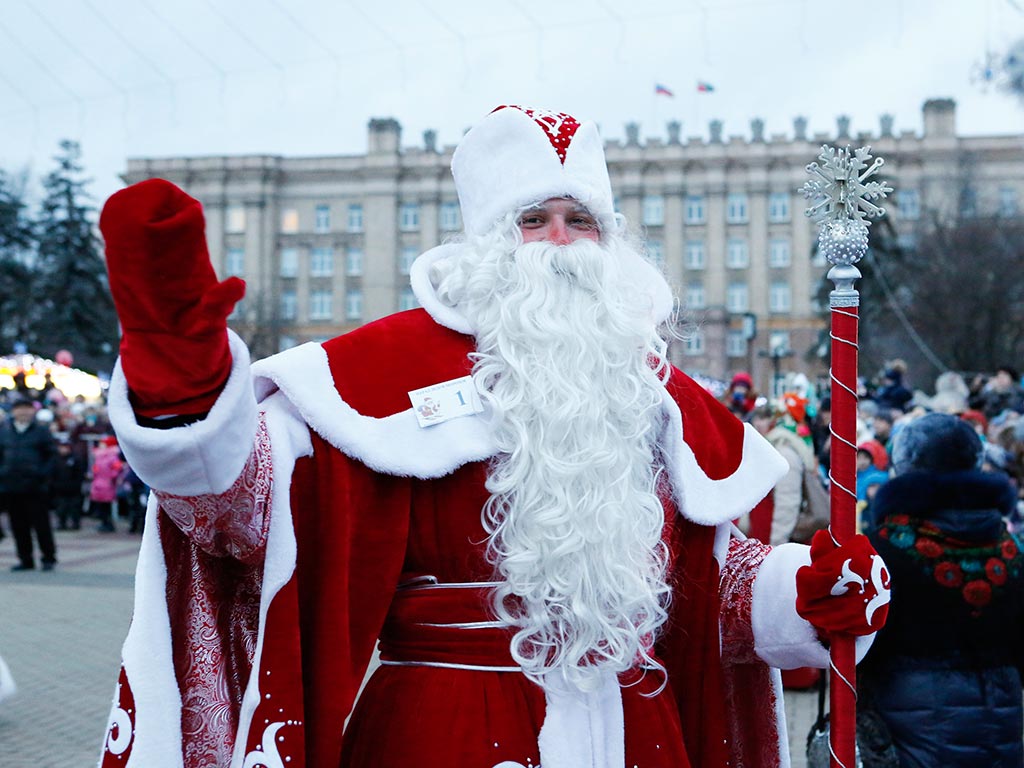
108,330,259,496
752,543,874,669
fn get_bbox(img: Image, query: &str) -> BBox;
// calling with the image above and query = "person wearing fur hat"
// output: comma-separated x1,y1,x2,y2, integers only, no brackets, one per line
95,105,889,768
861,413,1024,767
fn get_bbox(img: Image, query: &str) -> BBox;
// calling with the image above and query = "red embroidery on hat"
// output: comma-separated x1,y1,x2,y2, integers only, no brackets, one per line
492,105,580,164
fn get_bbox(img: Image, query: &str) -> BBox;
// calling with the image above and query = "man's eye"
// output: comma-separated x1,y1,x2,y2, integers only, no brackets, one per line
519,215,544,226
571,217,597,229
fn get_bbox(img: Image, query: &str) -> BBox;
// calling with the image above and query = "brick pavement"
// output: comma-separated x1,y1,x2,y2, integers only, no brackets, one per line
0,522,139,768
0,518,820,768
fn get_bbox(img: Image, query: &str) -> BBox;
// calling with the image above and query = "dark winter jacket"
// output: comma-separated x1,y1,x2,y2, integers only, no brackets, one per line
52,451,87,496
863,469,1024,768
0,420,56,495
873,382,913,413
978,385,1024,421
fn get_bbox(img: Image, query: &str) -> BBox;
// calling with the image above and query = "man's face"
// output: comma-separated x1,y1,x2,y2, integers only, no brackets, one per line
872,417,891,440
518,198,601,245
11,405,34,426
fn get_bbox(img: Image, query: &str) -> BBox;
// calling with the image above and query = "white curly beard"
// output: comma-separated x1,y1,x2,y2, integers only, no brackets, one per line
433,219,673,692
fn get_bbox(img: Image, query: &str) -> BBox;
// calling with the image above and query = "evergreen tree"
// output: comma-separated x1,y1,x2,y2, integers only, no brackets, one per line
34,140,117,372
0,169,36,352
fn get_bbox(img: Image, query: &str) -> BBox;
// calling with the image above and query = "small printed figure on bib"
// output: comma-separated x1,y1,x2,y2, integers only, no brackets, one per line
408,375,484,427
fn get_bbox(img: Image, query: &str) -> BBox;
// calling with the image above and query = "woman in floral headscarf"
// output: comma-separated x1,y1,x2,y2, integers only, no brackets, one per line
862,413,1024,768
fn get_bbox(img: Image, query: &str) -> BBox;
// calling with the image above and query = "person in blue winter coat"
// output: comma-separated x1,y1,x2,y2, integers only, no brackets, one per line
861,413,1024,768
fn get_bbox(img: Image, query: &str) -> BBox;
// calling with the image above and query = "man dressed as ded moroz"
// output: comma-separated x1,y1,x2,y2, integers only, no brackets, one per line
97,105,889,768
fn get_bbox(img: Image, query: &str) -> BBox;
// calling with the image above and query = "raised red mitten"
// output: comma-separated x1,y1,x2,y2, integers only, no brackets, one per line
795,530,890,637
100,179,245,418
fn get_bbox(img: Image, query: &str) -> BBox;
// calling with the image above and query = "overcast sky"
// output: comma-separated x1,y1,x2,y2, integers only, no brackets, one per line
2,0,1022,206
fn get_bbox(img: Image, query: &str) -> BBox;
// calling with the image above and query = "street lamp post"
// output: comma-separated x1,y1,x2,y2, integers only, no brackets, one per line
758,342,792,399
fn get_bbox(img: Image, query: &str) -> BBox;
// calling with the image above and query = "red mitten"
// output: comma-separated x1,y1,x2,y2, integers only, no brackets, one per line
100,179,246,418
795,529,890,637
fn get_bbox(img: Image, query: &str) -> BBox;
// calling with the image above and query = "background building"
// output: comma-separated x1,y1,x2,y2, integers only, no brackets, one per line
122,99,1024,394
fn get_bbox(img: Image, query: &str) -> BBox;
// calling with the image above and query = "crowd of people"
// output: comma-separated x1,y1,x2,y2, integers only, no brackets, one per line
0,382,147,572
724,360,1024,767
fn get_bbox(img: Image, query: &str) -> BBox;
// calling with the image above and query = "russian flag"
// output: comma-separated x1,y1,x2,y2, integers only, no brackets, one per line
654,83,674,97
697,81,715,93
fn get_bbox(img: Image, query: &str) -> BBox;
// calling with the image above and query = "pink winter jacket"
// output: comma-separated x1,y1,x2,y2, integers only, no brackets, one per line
90,445,124,503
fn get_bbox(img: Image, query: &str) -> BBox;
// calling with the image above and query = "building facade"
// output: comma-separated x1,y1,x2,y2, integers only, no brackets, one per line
122,99,1024,393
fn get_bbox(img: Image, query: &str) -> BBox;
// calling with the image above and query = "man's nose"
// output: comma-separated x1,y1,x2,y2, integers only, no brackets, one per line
547,216,572,245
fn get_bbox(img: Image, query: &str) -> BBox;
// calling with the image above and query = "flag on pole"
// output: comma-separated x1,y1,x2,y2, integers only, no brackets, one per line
696,81,715,92
654,83,675,97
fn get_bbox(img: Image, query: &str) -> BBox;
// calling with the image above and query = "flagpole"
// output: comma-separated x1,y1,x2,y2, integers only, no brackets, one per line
801,146,892,768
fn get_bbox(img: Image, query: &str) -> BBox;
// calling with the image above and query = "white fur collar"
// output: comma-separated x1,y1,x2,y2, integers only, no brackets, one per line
252,341,787,526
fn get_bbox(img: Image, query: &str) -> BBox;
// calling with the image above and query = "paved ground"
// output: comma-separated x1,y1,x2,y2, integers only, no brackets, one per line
0,519,819,768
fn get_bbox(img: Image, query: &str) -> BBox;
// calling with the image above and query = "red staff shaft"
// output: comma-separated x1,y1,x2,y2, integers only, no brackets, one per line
829,299,859,767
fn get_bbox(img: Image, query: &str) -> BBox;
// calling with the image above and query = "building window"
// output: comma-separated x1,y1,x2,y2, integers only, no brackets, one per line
727,330,748,357
999,187,1018,217
960,187,977,218
647,240,664,269
309,290,333,320
310,247,334,277
228,299,245,321
685,240,706,270
347,204,364,233
226,204,246,234
769,281,792,313
726,239,749,269
685,282,706,309
768,193,790,223
726,282,749,312
279,247,298,278
769,238,791,268
225,247,245,277
279,290,297,320
642,195,665,226
400,246,418,275
346,248,364,277
346,289,363,321
685,195,705,224
280,208,299,234
315,204,331,233
684,329,705,356
399,288,419,311
896,189,920,220
278,335,297,352
440,201,461,231
726,193,749,224
399,203,420,231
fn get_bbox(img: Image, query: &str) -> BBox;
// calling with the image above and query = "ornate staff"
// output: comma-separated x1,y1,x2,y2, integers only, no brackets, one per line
801,146,892,768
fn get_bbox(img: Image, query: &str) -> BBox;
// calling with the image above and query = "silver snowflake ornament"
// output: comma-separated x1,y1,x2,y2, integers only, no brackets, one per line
801,145,893,265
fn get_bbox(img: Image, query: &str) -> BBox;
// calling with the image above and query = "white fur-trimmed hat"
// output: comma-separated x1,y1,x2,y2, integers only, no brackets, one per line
451,105,616,237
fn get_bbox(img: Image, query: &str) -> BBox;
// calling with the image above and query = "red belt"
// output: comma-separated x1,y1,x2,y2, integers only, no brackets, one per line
378,581,520,670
